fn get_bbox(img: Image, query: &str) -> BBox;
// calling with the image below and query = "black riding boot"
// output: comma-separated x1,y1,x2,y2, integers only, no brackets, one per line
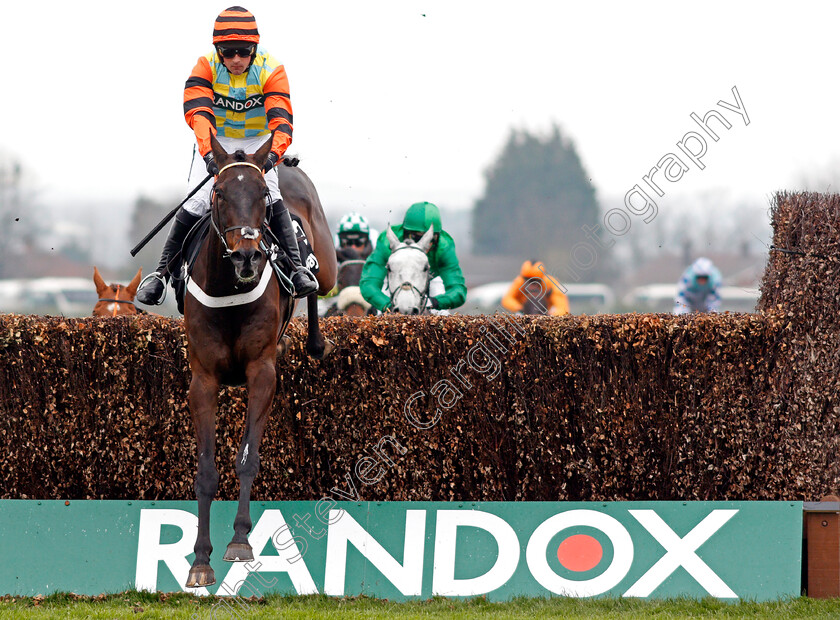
268,200,318,298
136,210,202,305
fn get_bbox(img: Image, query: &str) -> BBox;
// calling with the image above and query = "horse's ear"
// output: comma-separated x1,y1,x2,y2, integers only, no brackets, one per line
253,133,274,170
386,226,401,251
126,268,143,296
93,266,108,296
416,225,435,253
210,132,228,164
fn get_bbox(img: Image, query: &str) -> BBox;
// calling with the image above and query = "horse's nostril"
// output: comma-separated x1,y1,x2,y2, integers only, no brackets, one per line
232,249,261,265
411,307,419,315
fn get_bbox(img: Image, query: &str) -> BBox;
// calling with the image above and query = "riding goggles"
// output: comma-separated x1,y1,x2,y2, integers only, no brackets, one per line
217,45,256,59
405,231,439,245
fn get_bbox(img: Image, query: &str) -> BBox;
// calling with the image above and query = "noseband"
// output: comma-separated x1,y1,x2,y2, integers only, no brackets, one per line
210,162,270,257
388,245,430,311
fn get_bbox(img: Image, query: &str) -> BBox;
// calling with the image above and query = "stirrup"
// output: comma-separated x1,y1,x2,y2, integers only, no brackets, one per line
292,268,318,299
137,272,168,305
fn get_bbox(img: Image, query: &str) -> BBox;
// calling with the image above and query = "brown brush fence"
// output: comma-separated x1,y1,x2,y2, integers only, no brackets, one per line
1,191,839,502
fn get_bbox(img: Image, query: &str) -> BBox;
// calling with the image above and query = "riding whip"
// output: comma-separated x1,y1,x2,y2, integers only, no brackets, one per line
130,173,213,257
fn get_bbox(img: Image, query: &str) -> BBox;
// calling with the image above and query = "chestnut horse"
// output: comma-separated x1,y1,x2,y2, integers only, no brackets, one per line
92,267,141,317
184,135,336,588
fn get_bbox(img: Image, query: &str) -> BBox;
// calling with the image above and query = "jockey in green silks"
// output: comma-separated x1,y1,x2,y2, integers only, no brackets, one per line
360,201,467,312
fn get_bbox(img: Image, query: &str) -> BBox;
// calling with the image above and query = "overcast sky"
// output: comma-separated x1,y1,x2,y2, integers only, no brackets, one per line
3,1,839,233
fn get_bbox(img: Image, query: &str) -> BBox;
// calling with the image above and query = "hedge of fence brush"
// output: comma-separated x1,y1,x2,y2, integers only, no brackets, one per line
0,310,800,502
2,191,839,503
757,191,840,493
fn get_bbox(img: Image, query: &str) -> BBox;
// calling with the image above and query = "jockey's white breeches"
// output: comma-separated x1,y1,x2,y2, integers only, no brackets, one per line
182,135,283,217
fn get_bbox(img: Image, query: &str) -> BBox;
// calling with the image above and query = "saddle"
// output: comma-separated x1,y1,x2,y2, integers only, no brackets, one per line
172,212,319,314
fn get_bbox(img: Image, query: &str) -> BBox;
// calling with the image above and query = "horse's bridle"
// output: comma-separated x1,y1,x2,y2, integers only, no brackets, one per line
387,245,430,312
97,284,135,316
209,161,270,258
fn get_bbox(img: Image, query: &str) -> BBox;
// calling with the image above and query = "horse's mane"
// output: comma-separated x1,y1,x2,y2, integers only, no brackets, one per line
232,149,249,162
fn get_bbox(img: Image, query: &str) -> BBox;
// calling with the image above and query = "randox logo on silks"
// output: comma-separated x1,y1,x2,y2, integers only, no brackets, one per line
213,93,265,112
0,501,801,600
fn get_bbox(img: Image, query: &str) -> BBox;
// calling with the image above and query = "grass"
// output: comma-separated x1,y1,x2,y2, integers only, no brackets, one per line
2,592,840,619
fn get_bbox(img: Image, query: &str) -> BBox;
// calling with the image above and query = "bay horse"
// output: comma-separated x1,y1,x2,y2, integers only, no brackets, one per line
184,134,336,588
92,266,141,317
323,247,370,317
335,247,366,291
385,225,434,315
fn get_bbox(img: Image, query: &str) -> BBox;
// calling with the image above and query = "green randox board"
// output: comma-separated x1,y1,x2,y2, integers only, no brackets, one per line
0,500,801,600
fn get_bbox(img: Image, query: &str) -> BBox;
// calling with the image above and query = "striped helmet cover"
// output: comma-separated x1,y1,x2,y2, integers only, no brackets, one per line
213,6,260,45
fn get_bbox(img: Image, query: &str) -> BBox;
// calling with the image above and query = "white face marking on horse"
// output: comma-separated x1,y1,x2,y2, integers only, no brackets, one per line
106,303,116,313
237,174,244,182
241,444,249,464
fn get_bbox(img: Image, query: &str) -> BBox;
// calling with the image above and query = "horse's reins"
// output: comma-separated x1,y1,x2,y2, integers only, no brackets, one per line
210,162,270,257
338,259,366,278
388,245,431,310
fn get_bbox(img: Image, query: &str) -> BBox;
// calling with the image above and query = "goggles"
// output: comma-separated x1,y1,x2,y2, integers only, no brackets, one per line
218,45,255,59
405,230,438,244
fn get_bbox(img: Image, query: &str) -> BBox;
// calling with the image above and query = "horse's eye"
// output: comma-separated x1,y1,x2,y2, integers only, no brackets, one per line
386,265,391,272
424,265,429,271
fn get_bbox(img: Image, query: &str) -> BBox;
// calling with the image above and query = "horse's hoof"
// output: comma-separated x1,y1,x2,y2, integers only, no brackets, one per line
224,542,254,562
277,335,292,357
309,337,335,360
186,564,215,587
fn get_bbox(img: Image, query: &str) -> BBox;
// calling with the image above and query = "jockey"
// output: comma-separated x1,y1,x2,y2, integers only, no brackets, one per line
501,260,570,316
137,6,317,305
335,212,375,260
673,257,722,314
360,201,466,312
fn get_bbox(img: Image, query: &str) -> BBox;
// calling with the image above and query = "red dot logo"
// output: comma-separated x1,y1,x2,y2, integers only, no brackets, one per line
556,534,603,572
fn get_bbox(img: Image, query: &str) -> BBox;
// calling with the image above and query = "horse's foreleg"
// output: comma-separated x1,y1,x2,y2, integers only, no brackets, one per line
225,357,277,562
186,371,220,588
305,294,334,359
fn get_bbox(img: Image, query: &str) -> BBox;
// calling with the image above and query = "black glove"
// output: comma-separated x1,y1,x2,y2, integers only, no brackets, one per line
283,155,300,167
264,151,279,172
204,153,219,176
429,297,440,310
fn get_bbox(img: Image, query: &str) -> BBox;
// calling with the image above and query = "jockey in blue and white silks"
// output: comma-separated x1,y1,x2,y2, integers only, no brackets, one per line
674,257,722,315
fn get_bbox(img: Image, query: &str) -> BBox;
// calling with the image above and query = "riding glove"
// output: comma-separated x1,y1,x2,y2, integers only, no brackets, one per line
263,151,279,172
204,153,219,176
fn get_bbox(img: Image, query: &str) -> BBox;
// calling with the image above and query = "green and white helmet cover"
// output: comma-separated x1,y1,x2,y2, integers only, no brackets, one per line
337,212,370,235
